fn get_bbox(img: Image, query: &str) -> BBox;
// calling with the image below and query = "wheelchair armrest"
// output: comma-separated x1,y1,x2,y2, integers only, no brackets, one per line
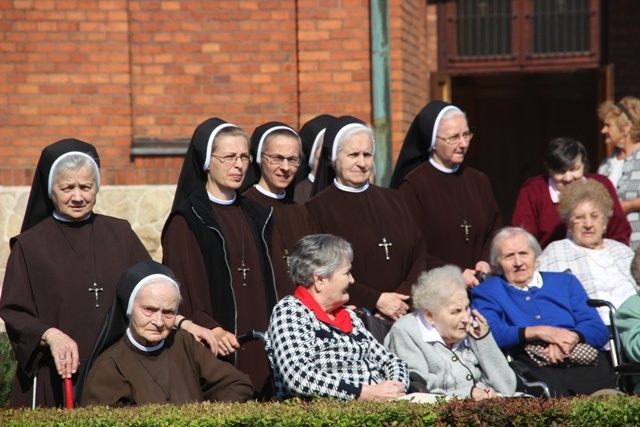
237,329,266,345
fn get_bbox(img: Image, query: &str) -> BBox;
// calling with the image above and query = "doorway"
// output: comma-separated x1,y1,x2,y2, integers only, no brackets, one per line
451,69,602,224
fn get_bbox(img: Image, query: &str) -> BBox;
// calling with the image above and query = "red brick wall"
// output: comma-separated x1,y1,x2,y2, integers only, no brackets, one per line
1,0,433,185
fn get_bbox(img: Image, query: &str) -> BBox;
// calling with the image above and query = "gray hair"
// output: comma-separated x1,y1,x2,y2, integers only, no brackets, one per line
489,227,542,275
333,125,375,165
49,153,100,197
290,234,353,287
412,265,466,313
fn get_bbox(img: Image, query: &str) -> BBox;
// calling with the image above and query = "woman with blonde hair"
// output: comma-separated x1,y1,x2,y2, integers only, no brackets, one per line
598,96,640,249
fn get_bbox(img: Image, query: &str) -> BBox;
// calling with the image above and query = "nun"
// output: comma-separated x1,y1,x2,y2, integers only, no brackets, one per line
294,114,336,204
80,260,253,406
390,101,502,288
0,139,151,407
305,116,428,320
242,121,316,294
161,118,276,394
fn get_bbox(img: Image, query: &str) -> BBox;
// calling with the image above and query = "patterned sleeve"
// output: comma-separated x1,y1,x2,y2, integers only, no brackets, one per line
266,298,363,400
353,314,410,389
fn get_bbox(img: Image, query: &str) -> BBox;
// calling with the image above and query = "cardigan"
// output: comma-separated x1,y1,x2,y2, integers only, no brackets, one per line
511,173,631,249
384,312,516,398
599,148,640,250
265,296,409,400
538,238,637,323
470,272,609,352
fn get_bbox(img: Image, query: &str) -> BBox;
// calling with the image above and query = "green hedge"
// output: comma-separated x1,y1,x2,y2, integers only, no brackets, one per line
0,331,17,408
1,396,640,426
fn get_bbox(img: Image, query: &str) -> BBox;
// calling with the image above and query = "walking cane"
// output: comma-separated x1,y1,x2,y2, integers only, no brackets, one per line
64,378,73,409
31,367,38,409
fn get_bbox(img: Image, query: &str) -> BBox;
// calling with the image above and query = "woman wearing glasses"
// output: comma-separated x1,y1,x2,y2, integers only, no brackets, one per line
307,116,428,320
162,118,276,396
242,122,317,295
390,101,502,288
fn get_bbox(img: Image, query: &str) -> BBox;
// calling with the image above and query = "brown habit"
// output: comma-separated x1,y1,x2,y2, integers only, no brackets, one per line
0,215,150,407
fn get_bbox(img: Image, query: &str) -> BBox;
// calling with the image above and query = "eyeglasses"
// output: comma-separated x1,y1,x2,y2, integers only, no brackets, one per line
436,132,474,145
261,153,302,166
211,154,253,165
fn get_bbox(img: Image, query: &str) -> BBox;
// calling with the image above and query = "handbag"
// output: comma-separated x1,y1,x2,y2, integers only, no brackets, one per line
524,340,599,368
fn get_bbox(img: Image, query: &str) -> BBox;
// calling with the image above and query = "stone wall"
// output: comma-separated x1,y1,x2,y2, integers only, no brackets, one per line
0,185,175,330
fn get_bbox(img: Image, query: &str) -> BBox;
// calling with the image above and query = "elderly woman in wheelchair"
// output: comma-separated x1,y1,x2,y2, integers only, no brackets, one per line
537,179,637,325
471,227,616,397
265,234,409,401
385,265,517,400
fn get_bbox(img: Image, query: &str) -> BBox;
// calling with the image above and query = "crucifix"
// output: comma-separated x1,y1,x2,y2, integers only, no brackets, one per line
378,237,392,261
283,249,291,274
461,219,471,243
238,260,250,287
88,283,104,307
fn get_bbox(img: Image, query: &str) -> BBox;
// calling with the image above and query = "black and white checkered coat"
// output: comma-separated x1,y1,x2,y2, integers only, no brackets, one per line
266,296,409,400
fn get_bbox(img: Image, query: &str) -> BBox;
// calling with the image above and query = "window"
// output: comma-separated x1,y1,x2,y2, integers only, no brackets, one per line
438,0,600,72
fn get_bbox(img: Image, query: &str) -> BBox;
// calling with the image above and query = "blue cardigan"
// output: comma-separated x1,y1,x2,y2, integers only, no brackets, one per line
470,272,608,351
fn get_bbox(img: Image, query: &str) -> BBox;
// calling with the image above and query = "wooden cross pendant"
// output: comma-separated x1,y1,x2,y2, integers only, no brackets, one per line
88,283,104,307
238,260,250,287
283,249,291,274
461,219,471,243
378,237,392,261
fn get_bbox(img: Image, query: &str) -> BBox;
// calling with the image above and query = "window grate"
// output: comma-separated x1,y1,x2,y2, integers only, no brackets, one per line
456,0,512,57
532,0,590,54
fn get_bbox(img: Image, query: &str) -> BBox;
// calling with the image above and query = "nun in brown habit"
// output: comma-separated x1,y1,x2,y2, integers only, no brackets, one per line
0,139,150,407
80,260,253,406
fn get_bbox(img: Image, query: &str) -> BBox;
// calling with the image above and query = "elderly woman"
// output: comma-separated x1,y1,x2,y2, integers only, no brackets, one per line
81,260,253,406
242,121,316,292
266,234,409,401
306,116,428,320
294,114,335,204
385,266,516,400
513,137,630,249
471,227,615,397
538,179,637,324
598,96,640,250
0,139,153,407
390,101,501,288
162,118,277,393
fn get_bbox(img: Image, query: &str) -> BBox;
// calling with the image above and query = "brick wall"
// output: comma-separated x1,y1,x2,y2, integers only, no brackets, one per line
0,1,434,187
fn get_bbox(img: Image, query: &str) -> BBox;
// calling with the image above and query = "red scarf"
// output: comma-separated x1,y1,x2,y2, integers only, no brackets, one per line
294,285,353,333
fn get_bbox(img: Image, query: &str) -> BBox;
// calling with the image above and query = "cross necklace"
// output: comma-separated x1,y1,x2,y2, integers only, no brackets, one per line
434,167,471,243
337,187,392,261
55,218,103,307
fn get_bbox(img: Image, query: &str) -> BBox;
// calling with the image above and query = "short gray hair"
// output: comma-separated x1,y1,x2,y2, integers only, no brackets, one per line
489,227,541,275
289,234,353,287
412,265,466,313
50,153,100,195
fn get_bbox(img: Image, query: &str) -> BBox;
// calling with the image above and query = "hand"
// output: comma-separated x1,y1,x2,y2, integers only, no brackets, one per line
177,317,218,354
212,327,240,356
524,326,579,354
471,387,497,400
375,293,410,320
475,261,491,275
468,309,490,339
358,380,406,401
541,343,568,364
41,328,79,379
462,269,480,288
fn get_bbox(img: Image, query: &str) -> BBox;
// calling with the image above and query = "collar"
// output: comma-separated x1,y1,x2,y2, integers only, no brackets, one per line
294,285,353,333
254,184,286,200
429,155,459,174
53,211,92,223
507,270,543,291
207,191,236,205
548,177,561,204
333,178,369,193
416,311,466,351
126,328,164,352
